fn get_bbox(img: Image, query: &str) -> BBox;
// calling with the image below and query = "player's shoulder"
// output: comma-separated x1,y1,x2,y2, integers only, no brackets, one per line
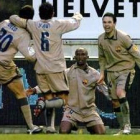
0,20,25,33
117,29,131,40
51,19,64,25
117,29,128,35
98,32,105,40
1,19,9,24
0,20,10,27
52,18,71,25
88,66,99,73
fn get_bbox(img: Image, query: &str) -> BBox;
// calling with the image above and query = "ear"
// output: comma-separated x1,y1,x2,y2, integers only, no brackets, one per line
73,56,75,59
87,55,89,59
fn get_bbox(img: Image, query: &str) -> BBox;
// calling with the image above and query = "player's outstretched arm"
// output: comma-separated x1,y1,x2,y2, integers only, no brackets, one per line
9,15,27,28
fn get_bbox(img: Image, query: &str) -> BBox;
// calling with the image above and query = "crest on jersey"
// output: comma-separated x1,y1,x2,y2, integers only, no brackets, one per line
133,45,139,52
115,46,121,53
82,79,88,85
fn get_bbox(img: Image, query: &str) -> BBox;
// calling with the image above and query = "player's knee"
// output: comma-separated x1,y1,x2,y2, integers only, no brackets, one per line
87,126,105,135
59,125,71,134
59,128,70,134
59,121,72,134
116,88,125,98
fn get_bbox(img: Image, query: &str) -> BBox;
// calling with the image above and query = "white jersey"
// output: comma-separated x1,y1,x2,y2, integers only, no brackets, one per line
10,13,83,74
0,20,36,66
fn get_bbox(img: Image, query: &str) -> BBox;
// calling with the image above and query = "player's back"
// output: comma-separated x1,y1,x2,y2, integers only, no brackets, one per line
0,20,30,66
27,19,80,74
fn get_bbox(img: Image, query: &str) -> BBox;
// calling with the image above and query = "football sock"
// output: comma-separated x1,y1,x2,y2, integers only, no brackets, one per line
119,97,130,125
114,107,123,129
45,97,64,108
44,108,55,128
18,97,34,130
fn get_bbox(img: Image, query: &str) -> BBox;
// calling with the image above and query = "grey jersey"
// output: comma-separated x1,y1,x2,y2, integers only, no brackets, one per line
0,20,35,66
10,13,82,74
66,63,100,115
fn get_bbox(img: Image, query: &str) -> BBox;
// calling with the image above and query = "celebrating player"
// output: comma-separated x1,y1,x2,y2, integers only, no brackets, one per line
27,48,106,134
10,2,83,133
0,5,42,134
97,12,140,135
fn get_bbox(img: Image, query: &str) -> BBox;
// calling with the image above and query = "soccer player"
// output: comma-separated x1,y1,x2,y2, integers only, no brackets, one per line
26,48,106,134
10,2,83,133
59,48,105,134
97,12,140,135
0,5,42,134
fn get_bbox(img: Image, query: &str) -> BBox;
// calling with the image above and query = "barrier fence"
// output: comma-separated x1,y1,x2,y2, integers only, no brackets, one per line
0,59,140,128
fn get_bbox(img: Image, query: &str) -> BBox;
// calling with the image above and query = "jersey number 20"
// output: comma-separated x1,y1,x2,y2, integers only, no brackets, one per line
0,28,13,52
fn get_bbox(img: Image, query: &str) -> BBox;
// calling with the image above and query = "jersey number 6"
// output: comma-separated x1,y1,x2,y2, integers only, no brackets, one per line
41,32,49,51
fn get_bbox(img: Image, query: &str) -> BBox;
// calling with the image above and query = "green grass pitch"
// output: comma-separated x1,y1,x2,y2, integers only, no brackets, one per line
0,134,140,140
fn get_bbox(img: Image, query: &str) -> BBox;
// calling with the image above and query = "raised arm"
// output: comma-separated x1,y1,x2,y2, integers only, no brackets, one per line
57,12,83,34
10,15,27,28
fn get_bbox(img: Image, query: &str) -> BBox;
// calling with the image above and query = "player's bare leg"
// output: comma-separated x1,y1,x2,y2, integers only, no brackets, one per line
59,121,73,134
87,124,105,134
7,78,42,134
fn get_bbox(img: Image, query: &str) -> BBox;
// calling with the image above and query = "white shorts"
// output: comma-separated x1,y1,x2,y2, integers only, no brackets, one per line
36,71,69,93
0,61,21,84
61,107,104,128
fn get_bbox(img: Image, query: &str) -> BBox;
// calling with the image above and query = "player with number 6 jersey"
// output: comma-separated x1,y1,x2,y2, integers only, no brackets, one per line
10,2,83,133
10,5,82,74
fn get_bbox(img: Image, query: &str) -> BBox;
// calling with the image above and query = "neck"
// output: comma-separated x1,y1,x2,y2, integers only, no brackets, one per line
77,64,87,70
106,29,115,38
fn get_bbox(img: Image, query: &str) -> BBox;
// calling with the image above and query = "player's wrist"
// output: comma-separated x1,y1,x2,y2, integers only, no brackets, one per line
33,86,41,94
32,87,37,95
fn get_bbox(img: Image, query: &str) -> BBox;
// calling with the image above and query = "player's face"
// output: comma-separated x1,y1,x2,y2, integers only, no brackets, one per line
102,16,115,34
75,49,88,66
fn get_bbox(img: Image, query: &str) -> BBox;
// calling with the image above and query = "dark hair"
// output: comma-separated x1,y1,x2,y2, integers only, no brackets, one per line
19,5,34,19
102,12,117,23
39,2,54,20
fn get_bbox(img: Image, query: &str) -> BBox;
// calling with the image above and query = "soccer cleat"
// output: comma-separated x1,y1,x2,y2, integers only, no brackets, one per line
45,126,57,134
123,124,131,134
27,125,42,134
34,97,45,117
113,130,123,136
113,124,131,136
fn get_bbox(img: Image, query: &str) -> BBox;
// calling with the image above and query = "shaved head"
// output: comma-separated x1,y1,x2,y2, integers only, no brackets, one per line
74,48,89,67
75,48,88,55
